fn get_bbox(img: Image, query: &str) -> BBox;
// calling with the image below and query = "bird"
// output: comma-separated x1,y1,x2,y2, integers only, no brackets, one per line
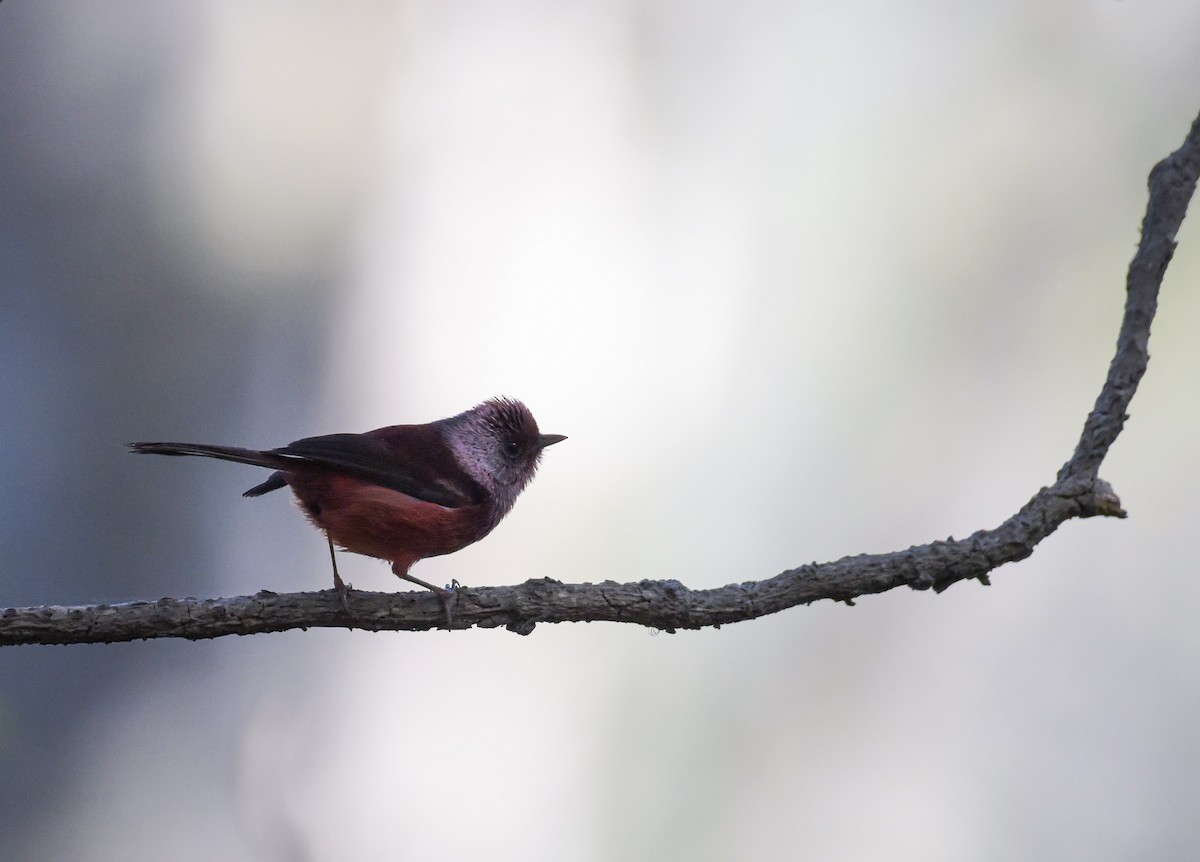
130,397,565,603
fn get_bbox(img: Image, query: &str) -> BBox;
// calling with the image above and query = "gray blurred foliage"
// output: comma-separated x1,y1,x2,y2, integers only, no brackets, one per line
2,1,1200,860
0,1,337,852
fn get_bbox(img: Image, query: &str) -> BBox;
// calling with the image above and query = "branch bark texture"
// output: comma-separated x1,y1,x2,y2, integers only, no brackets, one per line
5,110,1199,646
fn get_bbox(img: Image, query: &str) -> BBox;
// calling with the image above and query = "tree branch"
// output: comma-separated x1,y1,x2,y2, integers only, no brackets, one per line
5,110,1199,646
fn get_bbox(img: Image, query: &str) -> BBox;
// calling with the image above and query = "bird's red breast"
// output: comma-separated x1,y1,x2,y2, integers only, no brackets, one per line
286,471,496,574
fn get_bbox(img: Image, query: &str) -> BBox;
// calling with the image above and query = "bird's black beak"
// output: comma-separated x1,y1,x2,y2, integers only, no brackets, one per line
538,433,567,449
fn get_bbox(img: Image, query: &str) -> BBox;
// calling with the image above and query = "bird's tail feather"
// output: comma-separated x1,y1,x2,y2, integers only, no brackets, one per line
129,442,293,497
128,441,279,466
242,471,288,497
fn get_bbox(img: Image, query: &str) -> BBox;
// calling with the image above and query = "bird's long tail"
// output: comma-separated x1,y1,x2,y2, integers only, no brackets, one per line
129,442,290,497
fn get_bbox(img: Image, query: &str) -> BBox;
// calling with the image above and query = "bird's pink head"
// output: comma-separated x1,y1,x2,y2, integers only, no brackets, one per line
441,398,566,513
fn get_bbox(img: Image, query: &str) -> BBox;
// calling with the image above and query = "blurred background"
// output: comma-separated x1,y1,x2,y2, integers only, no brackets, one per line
2,0,1199,859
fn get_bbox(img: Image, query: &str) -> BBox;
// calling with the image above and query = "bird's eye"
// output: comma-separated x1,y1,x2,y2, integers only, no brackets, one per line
504,440,521,458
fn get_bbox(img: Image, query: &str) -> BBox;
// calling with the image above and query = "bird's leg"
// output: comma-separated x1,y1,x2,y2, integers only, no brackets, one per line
398,571,454,596
327,537,351,613
392,563,457,629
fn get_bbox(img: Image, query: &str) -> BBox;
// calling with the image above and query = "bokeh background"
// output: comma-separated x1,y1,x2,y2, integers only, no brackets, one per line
2,1,1199,859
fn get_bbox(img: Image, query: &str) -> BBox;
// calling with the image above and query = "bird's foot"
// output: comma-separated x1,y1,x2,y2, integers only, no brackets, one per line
437,584,456,631
425,580,458,630
327,538,351,614
395,569,459,630
333,571,353,614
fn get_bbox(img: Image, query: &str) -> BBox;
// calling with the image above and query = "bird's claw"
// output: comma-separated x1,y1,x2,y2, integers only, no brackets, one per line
435,581,458,630
333,571,352,614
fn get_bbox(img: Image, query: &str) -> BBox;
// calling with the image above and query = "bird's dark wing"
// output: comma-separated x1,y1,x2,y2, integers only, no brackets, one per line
270,432,484,508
